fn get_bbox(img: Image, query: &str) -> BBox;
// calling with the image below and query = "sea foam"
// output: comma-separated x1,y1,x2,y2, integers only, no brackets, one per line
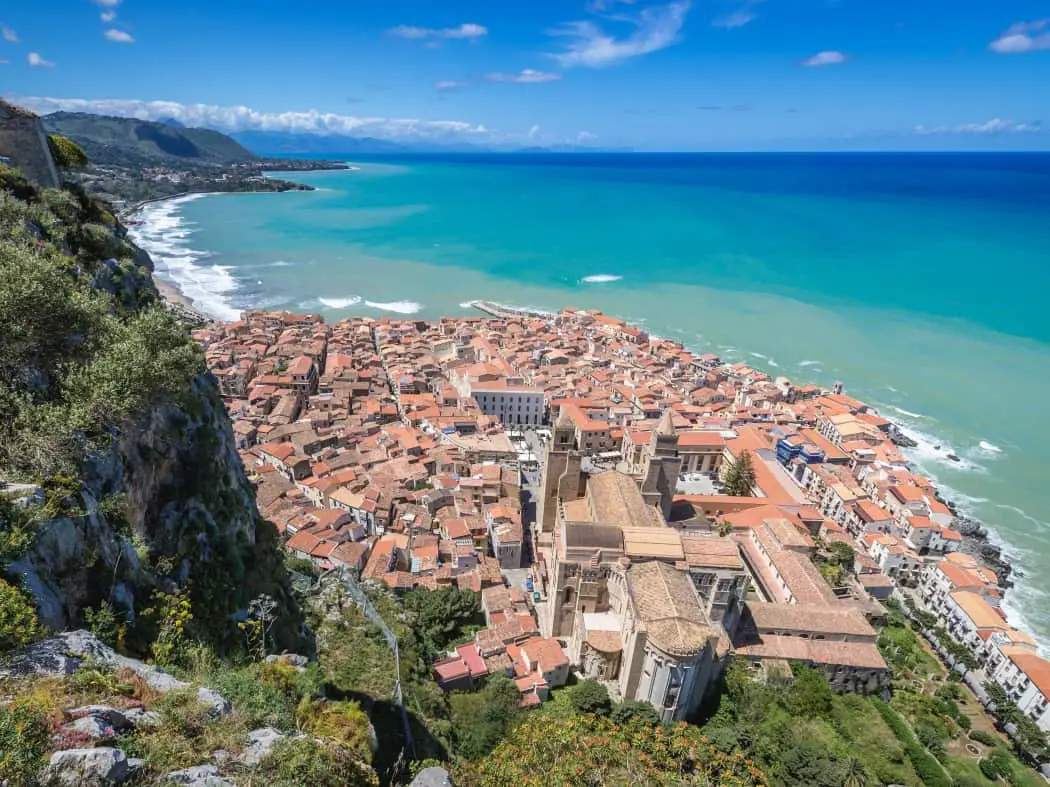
318,296,362,309
127,195,242,322
580,274,623,284
978,440,1003,454
364,300,423,314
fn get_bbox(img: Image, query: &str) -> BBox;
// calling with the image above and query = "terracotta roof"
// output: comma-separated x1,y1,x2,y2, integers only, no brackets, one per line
627,561,713,657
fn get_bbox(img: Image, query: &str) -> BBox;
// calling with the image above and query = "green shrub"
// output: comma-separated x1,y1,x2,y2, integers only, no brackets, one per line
970,729,999,747
0,696,52,785
0,576,40,652
569,678,612,716
874,699,952,787
297,699,373,761
84,600,120,647
609,699,660,726
261,737,378,786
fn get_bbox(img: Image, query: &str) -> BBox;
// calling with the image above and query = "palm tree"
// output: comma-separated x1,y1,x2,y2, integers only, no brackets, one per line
843,757,869,787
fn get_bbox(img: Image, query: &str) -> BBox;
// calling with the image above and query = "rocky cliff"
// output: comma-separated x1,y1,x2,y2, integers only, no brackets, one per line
0,145,303,656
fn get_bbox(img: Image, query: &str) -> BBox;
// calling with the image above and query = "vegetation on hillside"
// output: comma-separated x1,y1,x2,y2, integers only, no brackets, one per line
46,134,88,170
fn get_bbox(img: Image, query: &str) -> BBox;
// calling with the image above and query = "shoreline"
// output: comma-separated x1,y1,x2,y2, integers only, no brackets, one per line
124,193,228,325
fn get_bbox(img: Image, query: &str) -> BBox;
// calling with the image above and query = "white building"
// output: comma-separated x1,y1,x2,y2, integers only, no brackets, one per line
472,382,546,427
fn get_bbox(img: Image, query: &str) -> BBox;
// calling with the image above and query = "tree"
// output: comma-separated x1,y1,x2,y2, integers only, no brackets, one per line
723,450,757,497
778,741,847,787
610,699,660,726
450,674,521,760
403,587,481,663
828,541,856,567
47,134,88,170
570,678,612,716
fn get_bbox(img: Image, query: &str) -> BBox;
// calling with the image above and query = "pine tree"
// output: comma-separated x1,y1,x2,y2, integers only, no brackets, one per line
722,450,757,497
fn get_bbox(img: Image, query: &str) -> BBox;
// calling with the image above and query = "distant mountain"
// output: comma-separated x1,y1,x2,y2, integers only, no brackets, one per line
42,112,257,167
157,116,186,128
231,130,408,156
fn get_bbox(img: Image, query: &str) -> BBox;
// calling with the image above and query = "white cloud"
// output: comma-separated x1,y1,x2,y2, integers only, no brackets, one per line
389,23,488,40
577,130,598,142
586,0,637,11
101,10,118,22
1,24,18,43
485,69,562,83
93,0,122,6
104,29,134,43
528,125,541,139
549,1,690,68
0,59,8,66
914,118,1042,135
15,96,498,143
801,50,847,67
434,80,468,90
713,10,756,28
989,19,1050,54
713,0,764,29
28,53,55,68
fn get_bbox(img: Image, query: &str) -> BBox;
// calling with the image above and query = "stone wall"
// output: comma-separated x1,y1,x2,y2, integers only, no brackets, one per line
0,102,61,188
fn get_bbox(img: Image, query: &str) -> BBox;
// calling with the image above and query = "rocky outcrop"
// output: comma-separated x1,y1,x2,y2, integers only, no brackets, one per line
40,747,138,787
0,631,230,717
8,373,304,650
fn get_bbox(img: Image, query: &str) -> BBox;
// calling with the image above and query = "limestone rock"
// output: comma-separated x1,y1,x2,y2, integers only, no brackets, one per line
162,764,235,786
40,747,130,786
264,653,309,668
0,631,230,717
67,705,134,732
239,726,285,767
123,707,162,727
410,766,454,787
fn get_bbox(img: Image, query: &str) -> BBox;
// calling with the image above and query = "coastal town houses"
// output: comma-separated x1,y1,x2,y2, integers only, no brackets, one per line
196,307,1041,727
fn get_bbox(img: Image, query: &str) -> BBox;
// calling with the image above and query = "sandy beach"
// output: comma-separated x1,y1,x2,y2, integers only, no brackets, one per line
153,273,213,324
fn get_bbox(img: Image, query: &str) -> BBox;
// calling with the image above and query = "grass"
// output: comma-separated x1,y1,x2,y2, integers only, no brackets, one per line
833,695,921,786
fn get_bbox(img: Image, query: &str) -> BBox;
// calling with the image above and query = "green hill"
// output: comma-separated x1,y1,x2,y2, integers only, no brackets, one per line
42,112,257,167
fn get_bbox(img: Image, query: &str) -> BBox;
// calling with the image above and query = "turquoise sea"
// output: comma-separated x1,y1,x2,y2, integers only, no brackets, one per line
129,153,1050,650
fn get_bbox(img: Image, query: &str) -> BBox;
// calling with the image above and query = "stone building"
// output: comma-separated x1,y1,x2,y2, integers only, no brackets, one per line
569,560,722,722
0,102,61,188
536,411,581,535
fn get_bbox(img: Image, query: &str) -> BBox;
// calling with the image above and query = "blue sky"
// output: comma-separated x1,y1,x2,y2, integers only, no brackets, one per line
2,0,1050,150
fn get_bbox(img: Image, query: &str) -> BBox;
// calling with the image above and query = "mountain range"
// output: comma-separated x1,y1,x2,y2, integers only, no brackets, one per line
43,112,257,167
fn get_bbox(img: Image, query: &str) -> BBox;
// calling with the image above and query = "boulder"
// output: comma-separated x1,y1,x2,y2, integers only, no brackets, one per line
60,714,114,741
162,764,235,786
123,707,162,727
67,705,133,732
410,766,453,787
40,747,130,786
264,653,309,668
239,726,285,767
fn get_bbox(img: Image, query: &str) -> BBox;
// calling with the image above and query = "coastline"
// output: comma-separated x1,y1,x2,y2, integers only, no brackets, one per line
153,276,212,325
124,192,232,324
126,190,1044,653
